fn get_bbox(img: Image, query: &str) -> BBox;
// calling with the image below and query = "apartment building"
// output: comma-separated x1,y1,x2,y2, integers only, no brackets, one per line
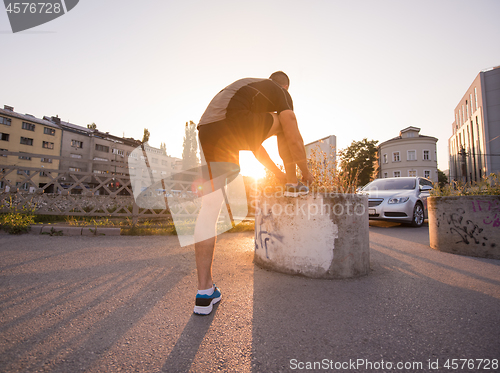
0,105,61,192
0,103,183,194
43,116,182,192
448,65,500,182
44,116,141,176
378,127,438,182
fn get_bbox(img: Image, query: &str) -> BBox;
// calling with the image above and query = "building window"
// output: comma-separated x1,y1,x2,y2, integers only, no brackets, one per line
152,158,158,164
20,137,33,146
112,148,124,156
41,158,52,163
407,150,416,161
71,139,83,148
393,171,401,177
393,152,400,162
69,167,82,172
161,160,169,166
95,144,109,152
474,87,478,110
42,141,54,149
383,172,388,178
0,116,11,126
407,132,415,138
22,122,36,131
93,157,108,162
70,153,82,158
40,171,49,177
1,133,10,141
16,182,29,190
423,150,430,160
424,170,431,179
408,170,417,177
44,127,56,136
0,181,4,189
17,169,30,175
0,148,7,156
383,154,388,164
18,153,31,160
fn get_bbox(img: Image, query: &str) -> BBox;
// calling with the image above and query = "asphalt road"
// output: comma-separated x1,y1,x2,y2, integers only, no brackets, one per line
0,223,499,373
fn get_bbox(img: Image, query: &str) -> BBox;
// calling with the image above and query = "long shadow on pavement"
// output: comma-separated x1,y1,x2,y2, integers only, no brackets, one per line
251,239,500,371
161,306,218,372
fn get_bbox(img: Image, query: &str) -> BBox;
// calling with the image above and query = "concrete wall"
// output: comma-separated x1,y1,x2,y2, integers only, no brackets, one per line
254,193,369,279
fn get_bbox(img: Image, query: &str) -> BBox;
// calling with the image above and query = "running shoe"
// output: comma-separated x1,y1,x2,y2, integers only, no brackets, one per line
284,182,309,197
193,285,222,315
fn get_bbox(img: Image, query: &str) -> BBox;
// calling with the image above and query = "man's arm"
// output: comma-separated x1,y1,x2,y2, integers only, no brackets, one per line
252,145,287,183
278,110,313,183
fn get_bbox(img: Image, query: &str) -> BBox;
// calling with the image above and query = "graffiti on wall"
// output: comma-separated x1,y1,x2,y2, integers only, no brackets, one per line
471,199,500,228
437,199,500,247
254,209,284,259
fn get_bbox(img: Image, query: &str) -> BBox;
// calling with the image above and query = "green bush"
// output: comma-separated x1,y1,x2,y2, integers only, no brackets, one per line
431,173,500,197
0,212,34,234
0,196,36,234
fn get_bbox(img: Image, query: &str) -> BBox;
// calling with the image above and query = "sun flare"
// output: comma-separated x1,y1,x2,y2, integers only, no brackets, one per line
239,151,266,180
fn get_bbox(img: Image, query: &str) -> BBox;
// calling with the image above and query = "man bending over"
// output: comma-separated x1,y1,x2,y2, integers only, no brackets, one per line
193,71,313,315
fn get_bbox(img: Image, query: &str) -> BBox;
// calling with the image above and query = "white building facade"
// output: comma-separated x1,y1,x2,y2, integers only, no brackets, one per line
378,127,438,182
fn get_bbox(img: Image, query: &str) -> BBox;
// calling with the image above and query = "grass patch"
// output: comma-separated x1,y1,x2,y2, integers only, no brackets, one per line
431,173,500,196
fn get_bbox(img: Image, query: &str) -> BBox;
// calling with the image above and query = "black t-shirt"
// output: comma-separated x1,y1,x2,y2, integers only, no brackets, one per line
198,78,294,127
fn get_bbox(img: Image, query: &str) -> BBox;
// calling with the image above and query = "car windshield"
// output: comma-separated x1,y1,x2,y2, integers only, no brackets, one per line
363,178,416,191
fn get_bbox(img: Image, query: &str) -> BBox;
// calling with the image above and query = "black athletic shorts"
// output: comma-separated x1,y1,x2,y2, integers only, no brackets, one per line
198,110,273,166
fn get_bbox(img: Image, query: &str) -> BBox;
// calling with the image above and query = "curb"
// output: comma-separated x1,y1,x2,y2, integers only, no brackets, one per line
31,225,121,236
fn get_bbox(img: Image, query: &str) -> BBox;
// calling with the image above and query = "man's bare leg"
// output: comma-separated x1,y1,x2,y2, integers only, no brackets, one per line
195,237,216,290
194,185,225,290
277,131,298,184
265,112,298,184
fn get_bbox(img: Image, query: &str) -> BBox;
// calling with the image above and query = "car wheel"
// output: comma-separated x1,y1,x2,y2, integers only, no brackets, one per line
410,202,424,227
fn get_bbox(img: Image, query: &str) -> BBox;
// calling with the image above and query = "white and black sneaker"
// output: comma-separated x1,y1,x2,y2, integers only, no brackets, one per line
284,182,309,197
193,285,222,315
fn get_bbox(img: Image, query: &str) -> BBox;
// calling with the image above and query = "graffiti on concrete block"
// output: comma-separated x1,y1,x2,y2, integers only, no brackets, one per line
439,208,489,246
255,210,284,259
471,199,500,228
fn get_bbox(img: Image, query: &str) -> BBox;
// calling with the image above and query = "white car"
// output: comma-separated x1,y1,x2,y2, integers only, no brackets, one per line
359,177,433,227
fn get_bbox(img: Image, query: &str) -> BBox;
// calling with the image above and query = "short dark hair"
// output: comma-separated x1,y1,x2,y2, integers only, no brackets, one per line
269,71,289,87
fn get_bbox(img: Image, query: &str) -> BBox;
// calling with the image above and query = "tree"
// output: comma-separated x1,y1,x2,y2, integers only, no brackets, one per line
142,128,150,143
437,169,448,188
182,121,199,170
339,138,379,187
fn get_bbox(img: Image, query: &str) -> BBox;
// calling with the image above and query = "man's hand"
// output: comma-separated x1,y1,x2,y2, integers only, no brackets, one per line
301,172,314,185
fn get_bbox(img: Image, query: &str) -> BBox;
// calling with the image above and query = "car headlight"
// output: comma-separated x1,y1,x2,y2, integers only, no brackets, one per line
388,197,409,204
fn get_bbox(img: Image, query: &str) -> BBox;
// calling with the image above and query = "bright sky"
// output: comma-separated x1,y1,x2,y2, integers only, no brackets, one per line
1,0,500,178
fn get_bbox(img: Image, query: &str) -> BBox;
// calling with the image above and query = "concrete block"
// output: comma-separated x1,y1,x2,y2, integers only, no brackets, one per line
96,227,121,236
41,226,82,236
81,227,121,236
81,227,98,236
254,193,369,279
30,225,44,235
429,196,500,259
